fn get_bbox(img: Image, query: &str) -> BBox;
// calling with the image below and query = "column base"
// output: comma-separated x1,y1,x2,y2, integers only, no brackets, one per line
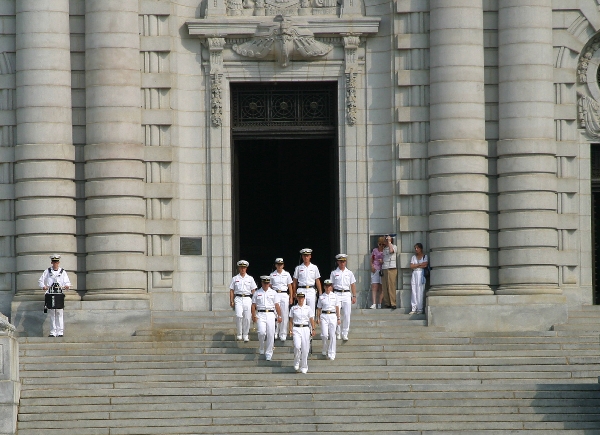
427,294,568,332
10,299,150,337
427,286,494,296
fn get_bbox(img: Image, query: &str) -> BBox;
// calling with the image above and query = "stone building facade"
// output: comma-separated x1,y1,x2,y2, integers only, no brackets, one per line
0,0,599,334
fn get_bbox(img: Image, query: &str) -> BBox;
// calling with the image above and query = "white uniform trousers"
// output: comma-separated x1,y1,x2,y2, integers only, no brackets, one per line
292,325,311,371
234,296,252,338
49,309,64,336
303,288,317,313
320,313,337,359
256,311,276,358
335,291,352,337
274,294,289,340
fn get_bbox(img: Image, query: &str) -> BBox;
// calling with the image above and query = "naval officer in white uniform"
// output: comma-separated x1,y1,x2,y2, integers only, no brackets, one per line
251,275,282,361
330,253,356,341
229,260,257,342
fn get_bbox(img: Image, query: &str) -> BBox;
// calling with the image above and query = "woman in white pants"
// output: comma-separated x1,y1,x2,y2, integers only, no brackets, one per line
316,279,340,360
410,243,428,314
289,291,315,374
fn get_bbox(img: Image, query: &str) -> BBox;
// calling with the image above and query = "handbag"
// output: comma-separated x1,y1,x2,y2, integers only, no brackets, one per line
423,256,431,277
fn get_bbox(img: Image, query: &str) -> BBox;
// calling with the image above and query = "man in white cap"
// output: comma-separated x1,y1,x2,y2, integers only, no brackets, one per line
270,258,293,342
330,254,356,341
288,290,315,374
251,276,282,361
292,248,322,313
229,260,257,342
38,254,71,337
316,279,340,360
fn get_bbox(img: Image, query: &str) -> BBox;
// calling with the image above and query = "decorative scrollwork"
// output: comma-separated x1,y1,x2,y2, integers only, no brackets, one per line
232,15,332,67
578,94,600,139
578,35,600,83
345,70,357,125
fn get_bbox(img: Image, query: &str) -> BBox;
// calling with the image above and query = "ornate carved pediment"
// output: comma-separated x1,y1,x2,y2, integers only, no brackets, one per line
579,94,600,139
232,16,332,67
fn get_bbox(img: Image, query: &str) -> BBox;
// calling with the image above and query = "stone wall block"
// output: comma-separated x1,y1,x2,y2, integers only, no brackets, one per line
428,140,488,157
16,0,70,13
429,81,484,104
497,155,556,175
16,32,70,51
430,28,484,47
496,139,557,157
86,107,143,126
428,156,487,176
85,88,140,109
499,102,554,121
15,48,71,71
16,70,72,87
497,193,556,211
430,66,484,84
85,253,146,271
85,124,141,146
428,117,486,141
429,212,489,231
15,144,75,161
498,228,557,248
86,271,146,290
14,161,74,181
429,175,488,194
430,268,491,287
16,217,76,235
498,211,558,229
85,0,139,14
17,108,73,126
16,123,73,145
429,47,483,68
429,193,489,212
86,70,141,88
433,249,491,267
498,65,554,83
498,247,557,266
85,198,146,217
84,32,139,50
84,161,145,181
429,230,491,249
16,235,77,254
498,266,558,286
86,234,145,253
497,174,557,193
16,87,72,108
85,180,146,198
15,180,75,199
15,198,76,217
85,48,139,72
84,143,144,162
16,271,77,289
86,216,146,235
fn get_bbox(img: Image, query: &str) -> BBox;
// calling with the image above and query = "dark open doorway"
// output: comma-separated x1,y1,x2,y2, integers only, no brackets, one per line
592,144,600,304
231,82,339,284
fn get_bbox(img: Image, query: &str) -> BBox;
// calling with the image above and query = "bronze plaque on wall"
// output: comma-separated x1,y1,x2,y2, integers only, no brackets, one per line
180,237,202,255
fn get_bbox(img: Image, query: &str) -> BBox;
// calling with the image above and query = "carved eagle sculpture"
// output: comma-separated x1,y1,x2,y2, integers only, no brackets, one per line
233,16,332,67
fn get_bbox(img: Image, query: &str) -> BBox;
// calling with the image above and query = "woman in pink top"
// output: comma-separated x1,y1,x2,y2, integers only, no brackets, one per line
370,236,385,309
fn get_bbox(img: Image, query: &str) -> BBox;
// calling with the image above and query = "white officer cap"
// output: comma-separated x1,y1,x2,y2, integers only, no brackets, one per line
335,254,348,261
274,258,284,264
299,248,312,255
50,254,61,261
237,260,249,267
323,279,333,286
296,289,306,297
260,275,271,282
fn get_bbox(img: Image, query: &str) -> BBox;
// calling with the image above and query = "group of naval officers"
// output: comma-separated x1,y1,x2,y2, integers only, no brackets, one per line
229,248,356,374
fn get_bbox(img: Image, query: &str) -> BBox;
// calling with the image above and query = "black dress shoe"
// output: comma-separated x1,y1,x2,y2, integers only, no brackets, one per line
390,306,397,310
48,334,55,337
57,335,63,337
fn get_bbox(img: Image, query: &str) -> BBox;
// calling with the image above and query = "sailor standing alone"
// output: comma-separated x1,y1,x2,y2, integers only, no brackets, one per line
289,290,315,374
39,254,71,337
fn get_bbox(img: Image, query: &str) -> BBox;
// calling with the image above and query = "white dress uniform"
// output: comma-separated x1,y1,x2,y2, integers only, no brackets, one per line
270,269,292,341
330,267,356,339
252,286,279,359
289,303,314,373
317,291,339,360
410,254,428,313
293,263,321,312
38,267,71,337
229,273,257,340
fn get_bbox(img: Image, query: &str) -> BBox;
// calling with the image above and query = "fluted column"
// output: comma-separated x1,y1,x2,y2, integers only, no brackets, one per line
84,0,147,300
427,0,492,295
14,0,77,299
496,0,560,294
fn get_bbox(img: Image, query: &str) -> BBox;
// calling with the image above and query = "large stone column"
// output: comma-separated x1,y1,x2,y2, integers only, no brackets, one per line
427,0,492,295
84,0,147,300
14,0,77,299
496,0,560,294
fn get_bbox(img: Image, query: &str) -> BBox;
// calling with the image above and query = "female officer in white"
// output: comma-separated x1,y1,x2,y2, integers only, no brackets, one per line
316,279,340,360
251,276,282,361
288,291,315,374
270,258,293,342
229,260,257,342
330,254,356,341
39,254,71,337
292,248,322,313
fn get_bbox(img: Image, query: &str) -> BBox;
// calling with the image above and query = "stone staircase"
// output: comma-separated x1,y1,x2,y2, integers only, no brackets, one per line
15,306,600,434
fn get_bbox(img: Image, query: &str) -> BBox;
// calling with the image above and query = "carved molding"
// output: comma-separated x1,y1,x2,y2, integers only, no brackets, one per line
343,35,360,126
204,38,226,127
232,16,332,67
578,94,600,139
578,35,600,84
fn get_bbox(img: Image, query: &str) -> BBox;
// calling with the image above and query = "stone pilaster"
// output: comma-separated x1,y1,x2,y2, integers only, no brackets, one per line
496,0,560,294
84,0,147,300
427,0,492,295
14,0,77,299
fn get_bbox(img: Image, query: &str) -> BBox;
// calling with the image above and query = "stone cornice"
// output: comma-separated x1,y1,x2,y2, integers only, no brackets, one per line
186,16,381,38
